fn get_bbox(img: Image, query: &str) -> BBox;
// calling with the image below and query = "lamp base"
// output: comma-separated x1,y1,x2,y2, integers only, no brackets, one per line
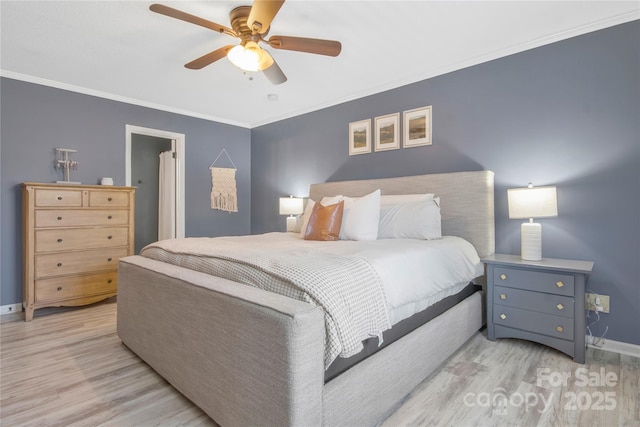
286,216,298,232
521,222,542,261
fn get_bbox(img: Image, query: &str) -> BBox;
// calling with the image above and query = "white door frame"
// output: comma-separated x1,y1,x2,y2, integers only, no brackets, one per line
125,124,185,239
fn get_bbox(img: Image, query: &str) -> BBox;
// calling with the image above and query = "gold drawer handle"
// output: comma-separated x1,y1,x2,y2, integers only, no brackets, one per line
500,273,507,280
556,303,564,310
500,313,507,320
556,281,564,288
556,326,564,333
500,294,507,300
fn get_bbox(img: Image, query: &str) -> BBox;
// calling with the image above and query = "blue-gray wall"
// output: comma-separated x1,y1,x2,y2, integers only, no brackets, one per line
0,78,251,306
251,21,640,345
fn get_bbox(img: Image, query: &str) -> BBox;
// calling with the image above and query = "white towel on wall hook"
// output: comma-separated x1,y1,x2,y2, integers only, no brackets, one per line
210,149,238,213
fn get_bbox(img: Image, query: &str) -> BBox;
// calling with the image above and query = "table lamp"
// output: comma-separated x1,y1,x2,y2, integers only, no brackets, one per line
279,196,304,232
507,184,557,261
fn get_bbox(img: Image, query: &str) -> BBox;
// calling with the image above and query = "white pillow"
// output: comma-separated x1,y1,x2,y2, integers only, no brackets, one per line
378,198,441,240
339,189,381,241
380,193,434,206
298,195,343,237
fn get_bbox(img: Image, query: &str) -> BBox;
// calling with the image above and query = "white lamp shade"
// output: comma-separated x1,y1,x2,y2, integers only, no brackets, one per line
507,186,557,219
279,197,304,216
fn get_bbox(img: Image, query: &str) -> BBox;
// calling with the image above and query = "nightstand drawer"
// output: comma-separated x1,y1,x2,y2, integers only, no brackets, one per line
493,267,574,296
494,286,574,318
493,306,574,340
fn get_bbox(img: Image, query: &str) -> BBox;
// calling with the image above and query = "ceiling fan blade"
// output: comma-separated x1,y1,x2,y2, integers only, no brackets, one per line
263,59,287,85
247,0,285,34
267,36,341,56
185,45,234,70
149,4,235,36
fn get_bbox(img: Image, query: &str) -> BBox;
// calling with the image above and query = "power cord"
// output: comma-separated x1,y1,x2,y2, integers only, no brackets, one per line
586,289,609,347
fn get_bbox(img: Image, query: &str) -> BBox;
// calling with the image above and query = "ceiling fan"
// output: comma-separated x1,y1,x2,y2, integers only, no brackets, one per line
149,0,342,85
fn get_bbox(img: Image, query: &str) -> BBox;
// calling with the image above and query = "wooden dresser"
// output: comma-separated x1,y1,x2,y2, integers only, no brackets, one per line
22,182,135,321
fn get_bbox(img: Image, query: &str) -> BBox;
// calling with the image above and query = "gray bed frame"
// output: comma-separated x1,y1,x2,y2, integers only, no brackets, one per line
117,170,495,426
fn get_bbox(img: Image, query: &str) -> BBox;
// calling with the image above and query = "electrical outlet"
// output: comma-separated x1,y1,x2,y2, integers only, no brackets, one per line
586,293,610,313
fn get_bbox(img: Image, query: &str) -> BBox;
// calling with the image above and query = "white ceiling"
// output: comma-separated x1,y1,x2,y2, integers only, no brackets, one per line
2,1,638,128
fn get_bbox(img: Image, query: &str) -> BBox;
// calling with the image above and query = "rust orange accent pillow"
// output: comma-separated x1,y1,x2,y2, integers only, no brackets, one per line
303,200,344,241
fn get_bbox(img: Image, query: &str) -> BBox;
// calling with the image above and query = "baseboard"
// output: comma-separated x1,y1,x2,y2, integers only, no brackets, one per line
587,336,640,358
1,303,22,316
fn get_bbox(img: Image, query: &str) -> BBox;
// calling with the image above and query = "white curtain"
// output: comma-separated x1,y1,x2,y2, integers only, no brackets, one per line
158,151,176,241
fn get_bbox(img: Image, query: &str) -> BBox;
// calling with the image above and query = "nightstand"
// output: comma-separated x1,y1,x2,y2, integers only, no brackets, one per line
482,254,594,363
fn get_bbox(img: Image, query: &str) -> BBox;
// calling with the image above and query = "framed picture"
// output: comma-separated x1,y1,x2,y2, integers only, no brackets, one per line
374,113,400,152
348,119,371,155
403,106,432,148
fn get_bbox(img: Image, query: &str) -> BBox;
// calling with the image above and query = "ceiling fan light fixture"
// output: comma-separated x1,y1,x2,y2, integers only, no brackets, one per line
228,41,274,72
228,43,261,71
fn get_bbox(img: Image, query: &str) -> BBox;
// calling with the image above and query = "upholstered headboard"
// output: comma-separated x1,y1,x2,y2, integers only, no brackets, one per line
309,170,495,258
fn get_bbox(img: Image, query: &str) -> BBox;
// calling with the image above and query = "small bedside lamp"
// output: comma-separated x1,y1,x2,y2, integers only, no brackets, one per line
508,184,557,261
279,196,304,232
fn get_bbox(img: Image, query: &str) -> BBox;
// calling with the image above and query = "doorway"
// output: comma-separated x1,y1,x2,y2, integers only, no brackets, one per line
125,125,185,253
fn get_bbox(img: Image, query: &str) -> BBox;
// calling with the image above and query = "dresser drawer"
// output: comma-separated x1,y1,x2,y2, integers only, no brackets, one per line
89,191,129,207
35,271,118,303
35,209,129,228
35,188,82,207
493,267,574,296
35,247,127,278
35,227,129,253
494,285,574,318
493,306,574,340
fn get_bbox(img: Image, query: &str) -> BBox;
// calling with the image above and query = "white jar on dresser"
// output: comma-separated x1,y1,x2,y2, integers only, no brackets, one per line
22,182,135,321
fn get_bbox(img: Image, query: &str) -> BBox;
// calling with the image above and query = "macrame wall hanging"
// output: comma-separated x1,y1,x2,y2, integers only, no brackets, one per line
209,149,238,213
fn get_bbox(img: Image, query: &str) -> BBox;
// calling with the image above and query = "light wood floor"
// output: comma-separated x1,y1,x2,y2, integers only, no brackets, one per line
1,301,638,427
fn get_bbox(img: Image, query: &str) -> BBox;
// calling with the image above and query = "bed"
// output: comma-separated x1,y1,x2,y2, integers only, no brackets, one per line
116,170,495,426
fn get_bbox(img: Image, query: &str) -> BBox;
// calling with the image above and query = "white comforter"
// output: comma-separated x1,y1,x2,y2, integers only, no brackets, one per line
277,233,483,324
143,232,483,326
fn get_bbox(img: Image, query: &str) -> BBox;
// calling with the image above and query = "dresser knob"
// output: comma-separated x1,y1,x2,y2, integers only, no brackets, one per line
57,196,62,201
57,216,62,221
556,326,564,333
107,235,113,240
556,281,564,288
500,313,507,320
107,279,113,284
57,238,63,243
108,197,113,202
57,262,62,267
500,294,507,300
500,274,507,280
107,257,113,262
57,286,62,291
107,215,112,220
556,303,564,310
